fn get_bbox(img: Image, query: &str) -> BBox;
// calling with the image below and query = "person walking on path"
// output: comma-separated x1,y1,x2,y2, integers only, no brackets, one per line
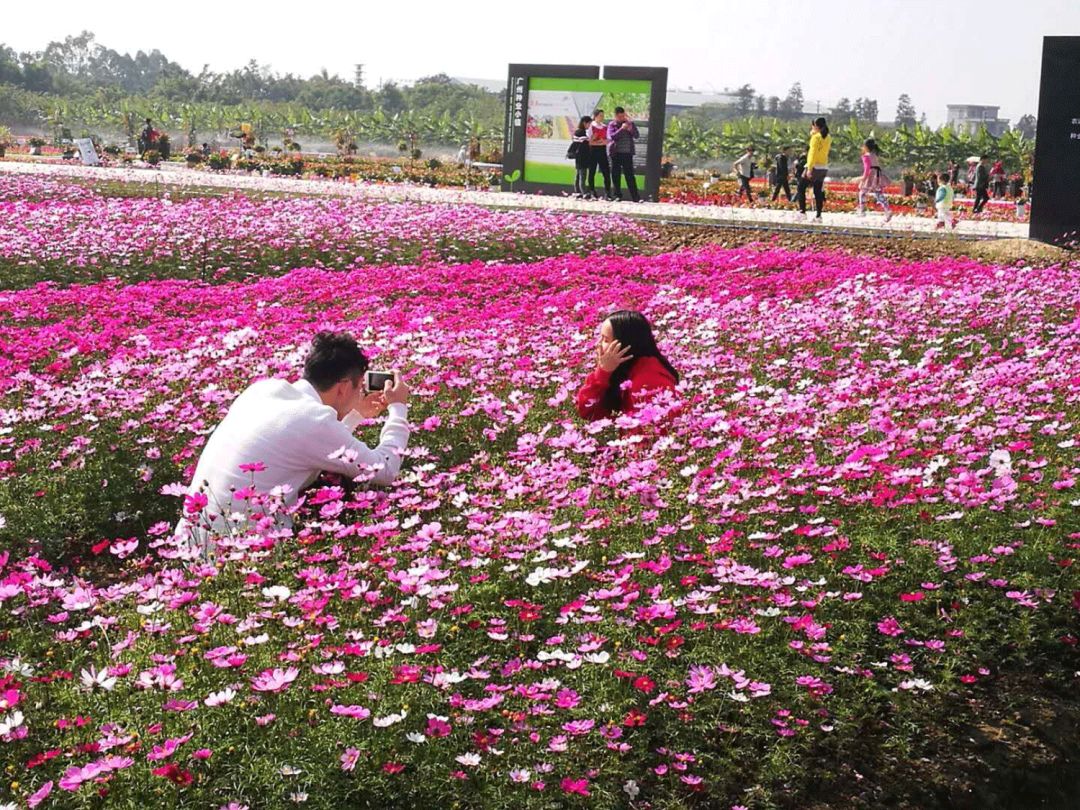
796,117,831,220
771,146,793,201
569,115,592,198
732,146,756,205
856,138,892,222
972,155,991,214
934,172,956,230
990,159,1007,198
606,107,641,202
587,109,613,200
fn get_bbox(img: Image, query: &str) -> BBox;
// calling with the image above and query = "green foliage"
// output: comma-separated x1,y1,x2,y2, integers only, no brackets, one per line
664,115,1035,173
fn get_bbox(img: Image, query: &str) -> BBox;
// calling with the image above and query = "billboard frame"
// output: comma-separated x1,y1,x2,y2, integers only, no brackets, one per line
1030,36,1080,246
502,64,668,201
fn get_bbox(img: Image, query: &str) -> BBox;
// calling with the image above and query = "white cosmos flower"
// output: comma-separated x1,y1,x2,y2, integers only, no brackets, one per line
80,666,117,692
0,711,24,736
372,711,407,728
988,449,1013,477
2,658,33,677
205,687,236,707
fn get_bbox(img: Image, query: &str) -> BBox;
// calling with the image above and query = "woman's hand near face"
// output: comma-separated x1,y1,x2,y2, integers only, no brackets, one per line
597,339,633,373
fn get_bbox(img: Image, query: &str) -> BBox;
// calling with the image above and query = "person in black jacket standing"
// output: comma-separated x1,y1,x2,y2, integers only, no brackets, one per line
771,146,792,201
606,107,640,202
972,155,991,214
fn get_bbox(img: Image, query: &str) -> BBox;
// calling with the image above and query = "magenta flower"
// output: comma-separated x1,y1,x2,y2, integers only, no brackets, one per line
560,777,590,796
877,616,905,637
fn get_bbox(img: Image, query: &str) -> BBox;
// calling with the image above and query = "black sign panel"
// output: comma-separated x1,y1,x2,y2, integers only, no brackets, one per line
1030,37,1080,246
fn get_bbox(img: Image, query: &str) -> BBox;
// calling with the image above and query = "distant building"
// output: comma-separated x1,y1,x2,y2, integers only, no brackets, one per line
947,104,1010,137
452,78,826,118
664,89,740,115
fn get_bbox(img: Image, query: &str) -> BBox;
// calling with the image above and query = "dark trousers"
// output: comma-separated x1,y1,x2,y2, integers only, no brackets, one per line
973,185,990,213
610,152,639,201
796,169,827,215
736,174,753,202
588,146,611,198
573,161,590,196
772,176,792,201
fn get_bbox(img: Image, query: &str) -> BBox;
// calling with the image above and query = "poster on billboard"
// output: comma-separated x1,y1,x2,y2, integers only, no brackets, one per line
503,65,667,201
1030,36,1080,246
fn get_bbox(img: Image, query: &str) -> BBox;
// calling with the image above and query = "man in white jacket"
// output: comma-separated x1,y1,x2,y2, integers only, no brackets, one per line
176,331,411,554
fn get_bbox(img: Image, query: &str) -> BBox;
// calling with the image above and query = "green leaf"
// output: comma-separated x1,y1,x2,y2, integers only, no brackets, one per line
505,169,521,183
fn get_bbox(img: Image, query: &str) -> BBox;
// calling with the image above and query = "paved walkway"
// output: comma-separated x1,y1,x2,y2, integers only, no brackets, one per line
1,159,1030,240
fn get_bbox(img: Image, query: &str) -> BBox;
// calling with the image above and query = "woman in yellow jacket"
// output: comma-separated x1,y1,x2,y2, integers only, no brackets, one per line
796,117,831,220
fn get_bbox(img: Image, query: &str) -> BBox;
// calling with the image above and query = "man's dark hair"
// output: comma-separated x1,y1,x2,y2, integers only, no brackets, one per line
303,331,369,391
592,108,603,117
614,106,626,114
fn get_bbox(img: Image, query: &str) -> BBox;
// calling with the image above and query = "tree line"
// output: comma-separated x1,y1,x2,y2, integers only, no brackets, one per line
0,31,503,131
0,31,1038,171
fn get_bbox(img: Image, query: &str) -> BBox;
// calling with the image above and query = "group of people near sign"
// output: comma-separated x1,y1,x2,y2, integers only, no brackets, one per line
177,313,677,555
567,108,643,202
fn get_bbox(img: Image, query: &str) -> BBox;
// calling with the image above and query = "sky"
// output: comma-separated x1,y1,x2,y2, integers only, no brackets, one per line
4,0,1078,126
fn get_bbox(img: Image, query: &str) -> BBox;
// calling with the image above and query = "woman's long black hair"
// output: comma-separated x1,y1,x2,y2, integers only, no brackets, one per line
813,116,830,139
601,310,679,413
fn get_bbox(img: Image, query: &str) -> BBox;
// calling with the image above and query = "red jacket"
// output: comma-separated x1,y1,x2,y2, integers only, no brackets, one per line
576,356,677,421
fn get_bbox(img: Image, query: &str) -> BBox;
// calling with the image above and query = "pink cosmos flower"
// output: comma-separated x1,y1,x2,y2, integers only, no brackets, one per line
330,704,371,720
183,492,208,514
560,777,590,796
27,780,53,808
686,665,718,694
251,667,299,693
425,715,452,737
340,747,360,772
877,616,905,636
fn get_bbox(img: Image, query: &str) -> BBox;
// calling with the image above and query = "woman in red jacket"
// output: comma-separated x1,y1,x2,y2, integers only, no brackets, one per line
576,310,679,421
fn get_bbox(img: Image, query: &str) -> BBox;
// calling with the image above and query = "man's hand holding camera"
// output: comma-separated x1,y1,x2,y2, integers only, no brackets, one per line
351,370,410,418
380,372,410,406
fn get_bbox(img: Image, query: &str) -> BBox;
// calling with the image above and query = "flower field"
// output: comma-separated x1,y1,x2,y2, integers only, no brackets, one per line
0,174,649,287
0,171,1078,809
